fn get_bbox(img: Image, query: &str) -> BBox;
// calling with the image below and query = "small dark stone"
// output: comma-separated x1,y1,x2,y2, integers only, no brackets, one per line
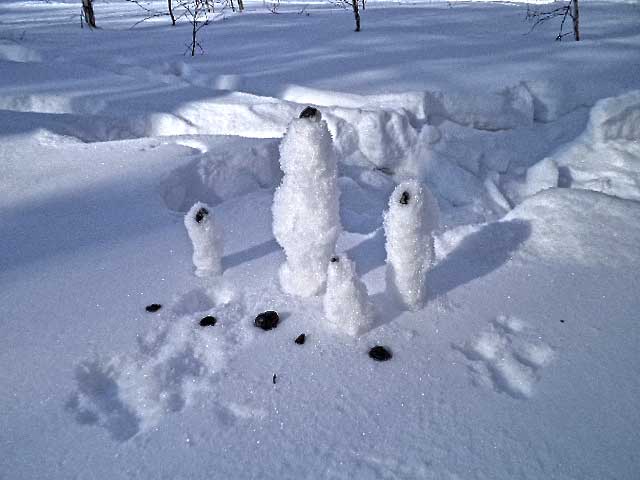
199,316,217,327
145,304,162,313
272,373,277,384
295,333,306,345
194,207,209,223
299,106,320,120
369,345,392,362
254,310,279,331
399,191,410,205
330,256,339,263
560,319,565,323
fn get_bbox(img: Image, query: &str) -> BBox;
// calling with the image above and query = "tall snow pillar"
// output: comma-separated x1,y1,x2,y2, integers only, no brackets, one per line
184,202,223,277
272,107,341,297
383,180,439,310
324,255,375,336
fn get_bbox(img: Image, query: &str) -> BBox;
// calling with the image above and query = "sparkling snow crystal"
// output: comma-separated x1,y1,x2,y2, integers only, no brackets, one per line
383,180,439,310
272,108,341,297
324,255,375,336
184,202,223,277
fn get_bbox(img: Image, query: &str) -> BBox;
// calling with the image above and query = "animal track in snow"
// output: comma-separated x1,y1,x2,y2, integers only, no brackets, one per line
67,288,253,441
458,315,554,399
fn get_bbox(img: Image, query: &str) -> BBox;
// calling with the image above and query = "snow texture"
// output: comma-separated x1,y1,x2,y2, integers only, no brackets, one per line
587,89,640,143
383,180,439,310
459,315,554,399
521,157,559,198
272,111,341,297
184,202,223,277
323,255,375,336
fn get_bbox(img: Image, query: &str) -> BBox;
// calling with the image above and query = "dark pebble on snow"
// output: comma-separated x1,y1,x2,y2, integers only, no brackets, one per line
295,333,306,345
369,346,392,361
145,304,162,313
199,316,217,327
560,319,565,323
194,207,209,223
254,311,279,331
399,191,410,205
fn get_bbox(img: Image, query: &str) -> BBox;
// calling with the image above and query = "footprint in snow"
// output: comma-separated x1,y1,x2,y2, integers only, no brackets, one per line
67,288,252,441
456,315,554,399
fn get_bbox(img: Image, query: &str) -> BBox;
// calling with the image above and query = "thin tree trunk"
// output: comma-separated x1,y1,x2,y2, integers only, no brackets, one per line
237,0,244,11
82,0,96,28
572,0,580,41
352,0,360,32
168,0,176,25
191,16,197,56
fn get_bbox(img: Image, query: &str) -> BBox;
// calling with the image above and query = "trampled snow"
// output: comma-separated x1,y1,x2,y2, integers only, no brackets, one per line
1,1,640,479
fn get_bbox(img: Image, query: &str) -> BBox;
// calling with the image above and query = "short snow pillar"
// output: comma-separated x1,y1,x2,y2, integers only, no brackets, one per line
383,180,439,310
184,202,223,277
324,255,374,336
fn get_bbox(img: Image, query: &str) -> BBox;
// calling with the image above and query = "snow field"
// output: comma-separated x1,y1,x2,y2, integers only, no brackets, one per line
2,2,640,478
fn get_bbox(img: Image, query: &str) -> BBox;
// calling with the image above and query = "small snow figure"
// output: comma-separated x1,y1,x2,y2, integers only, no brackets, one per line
184,202,223,277
383,180,439,310
323,254,375,336
272,107,341,297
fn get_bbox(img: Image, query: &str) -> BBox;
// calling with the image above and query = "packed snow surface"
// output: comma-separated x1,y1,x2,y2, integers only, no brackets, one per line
1,1,640,479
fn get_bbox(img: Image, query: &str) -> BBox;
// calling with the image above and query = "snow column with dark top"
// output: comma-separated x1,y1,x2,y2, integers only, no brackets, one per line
324,255,375,336
383,180,439,310
184,202,223,277
272,108,341,297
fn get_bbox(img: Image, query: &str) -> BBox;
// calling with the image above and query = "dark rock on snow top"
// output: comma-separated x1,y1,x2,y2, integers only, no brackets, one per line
145,304,162,313
295,333,306,345
299,106,321,121
195,207,209,223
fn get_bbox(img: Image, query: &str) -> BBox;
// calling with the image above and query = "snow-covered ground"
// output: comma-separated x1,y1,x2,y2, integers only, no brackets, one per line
1,1,639,478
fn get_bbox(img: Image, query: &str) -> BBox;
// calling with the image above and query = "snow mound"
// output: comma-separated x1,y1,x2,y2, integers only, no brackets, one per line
426,84,534,131
67,299,250,441
505,188,640,268
324,255,375,336
587,90,640,143
327,107,419,172
160,137,280,211
544,90,640,202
